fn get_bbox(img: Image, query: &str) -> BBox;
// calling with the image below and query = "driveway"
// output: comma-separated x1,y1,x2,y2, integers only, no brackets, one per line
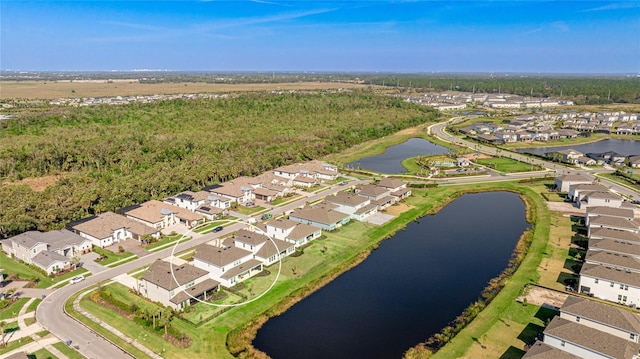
80,251,107,274
114,239,150,258
363,212,394,225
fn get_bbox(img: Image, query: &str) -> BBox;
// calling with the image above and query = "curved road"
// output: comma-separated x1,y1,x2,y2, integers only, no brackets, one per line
36,178,369,359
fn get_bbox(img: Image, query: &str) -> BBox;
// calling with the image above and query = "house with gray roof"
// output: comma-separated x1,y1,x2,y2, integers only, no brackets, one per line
542,316,640,358
555,174,592,192
588,216,640,237
568,183,607,202
579,263,640,307
522,341,580,359
590,228,640,245
193,243,262,288
586,250,640,274
1,229,91,274
289,206,351,231
581,191,624,209
588,238,640,258
325,192,377,220
139,260,219,310
560,295,640,343
377,178,407,193
71,211,160,248
586,206,636,227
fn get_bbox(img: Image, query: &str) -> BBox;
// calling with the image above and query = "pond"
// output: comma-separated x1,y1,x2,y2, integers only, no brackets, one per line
348,138,449,173
253,191,530,359
518,139,640,157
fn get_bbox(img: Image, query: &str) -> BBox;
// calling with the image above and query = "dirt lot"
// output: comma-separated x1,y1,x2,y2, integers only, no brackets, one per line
2,175,62,191
518,285,569,309
0,81,370,100
545,201,585,215
385,202,412,216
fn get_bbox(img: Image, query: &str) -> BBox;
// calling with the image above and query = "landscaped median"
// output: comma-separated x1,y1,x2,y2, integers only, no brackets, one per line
65,180,557,359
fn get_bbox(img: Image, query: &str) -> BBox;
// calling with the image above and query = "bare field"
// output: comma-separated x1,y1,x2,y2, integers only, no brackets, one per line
0,81,371,100
2,175,62,191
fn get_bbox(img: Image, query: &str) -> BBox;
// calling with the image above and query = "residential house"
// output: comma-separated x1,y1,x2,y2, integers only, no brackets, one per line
586,250,640,274
264,218,321,247
521,341,580,359
554,149,584,164
1,230,91,274
542,316,640,359
629,156,640,168
555,174,592,192
289,206,351,231
164,191,210,211
586,206,636,226
377,178,410,198
232,229,295,266
568,183,606,202
193,243,262,288
588,216,640,236
124,200,204,229
207,181,254,204
71,211,160,248
559,295,640,343
588,239,640,259
590,228,640,245
580,191,624,209
324,192,377,220
139,260,219,310
579,263,640,306
356,185,396,210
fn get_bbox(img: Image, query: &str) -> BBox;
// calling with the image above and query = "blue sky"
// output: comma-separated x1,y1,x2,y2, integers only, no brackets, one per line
2,1,639,73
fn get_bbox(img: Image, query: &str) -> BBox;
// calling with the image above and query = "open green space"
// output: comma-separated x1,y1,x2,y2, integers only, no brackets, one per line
270,194,302,206
146,234,190,250
476,157,542,173
30,348,57,359
0,336,34,355
233,205,265,216
26,298,42,313
92,247,137,267
0,298,29,320
52,341,86,359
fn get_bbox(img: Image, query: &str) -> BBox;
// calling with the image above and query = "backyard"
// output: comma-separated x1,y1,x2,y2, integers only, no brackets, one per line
476,157,542,173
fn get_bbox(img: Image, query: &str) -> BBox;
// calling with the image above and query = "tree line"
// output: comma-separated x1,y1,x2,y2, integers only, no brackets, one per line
0,90,438,238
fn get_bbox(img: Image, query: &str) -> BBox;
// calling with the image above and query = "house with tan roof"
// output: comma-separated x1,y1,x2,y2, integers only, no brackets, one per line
589,238,640,258
560,295,640,343
274,160,339,181
289,206,351,231
139,260,219,310
542,316,640,358
70,211,160,248
555,174,592,192
264,218,321,247
232,229,294,266
377,178,407,193
193,243,262,287
325,192,376,220
586,250,640,274
207,181,254,204
356,184,396,208
590,228,640,245
124,200,204,229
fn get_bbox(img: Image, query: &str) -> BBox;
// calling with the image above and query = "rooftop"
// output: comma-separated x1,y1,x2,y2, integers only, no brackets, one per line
141,260,209,291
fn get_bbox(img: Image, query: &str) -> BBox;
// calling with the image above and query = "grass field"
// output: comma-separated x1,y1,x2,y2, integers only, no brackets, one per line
52,342,86,359
476,157,542,173
93,247,137,266
0,81,370,100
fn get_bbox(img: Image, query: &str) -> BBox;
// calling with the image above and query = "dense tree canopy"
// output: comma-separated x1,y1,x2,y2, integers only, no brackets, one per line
0,90,438,238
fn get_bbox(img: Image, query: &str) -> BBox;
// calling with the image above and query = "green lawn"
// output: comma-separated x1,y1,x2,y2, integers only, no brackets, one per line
93,247,137,266
0,335,34,355
26,298,42,313
233,205,265,216
0,298,30,320
52,342,86,359
30,348,57,359
476,157,542,173
0,252,85,289
146,234,191,250
270,194,302,206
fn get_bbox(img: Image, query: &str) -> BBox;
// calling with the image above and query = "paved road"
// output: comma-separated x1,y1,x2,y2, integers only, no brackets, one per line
35,177,369,359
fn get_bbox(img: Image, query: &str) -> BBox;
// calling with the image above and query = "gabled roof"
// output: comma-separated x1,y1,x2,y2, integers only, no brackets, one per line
72,211,159,239
125,200,203,223
194,244,253,267
586,250,640,272
544,317,640,359
234,229,269,247
357,184,390,198
585,191,623,201
8,230,88,250
287,223,320,240
290,207,350,226
521,341,580,359
589,216,640,231
590,228,640,244
175,191,209,202
31,251,69,268
580,262,640,287
141,260,209,291
266,218,299,230
587,206,635,219
561,295,640,334
255,238,294,259
589,238,640,257
325,192,369,207
568,183,604,192
220,259,263,279
377,178,406,189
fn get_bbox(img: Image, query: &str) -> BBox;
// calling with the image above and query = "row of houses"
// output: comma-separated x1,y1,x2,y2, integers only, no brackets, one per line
551,149,640,168
136,178,411,309
0,160,342,275
523,296,640,359
402,92,572,111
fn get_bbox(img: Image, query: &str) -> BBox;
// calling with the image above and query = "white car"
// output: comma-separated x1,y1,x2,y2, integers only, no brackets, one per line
69,276,85,284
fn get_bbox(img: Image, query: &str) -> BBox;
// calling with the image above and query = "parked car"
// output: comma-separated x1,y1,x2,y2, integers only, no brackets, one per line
69,276,85,284
246,202,255,207
261,213,272,220
213,226,223,233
